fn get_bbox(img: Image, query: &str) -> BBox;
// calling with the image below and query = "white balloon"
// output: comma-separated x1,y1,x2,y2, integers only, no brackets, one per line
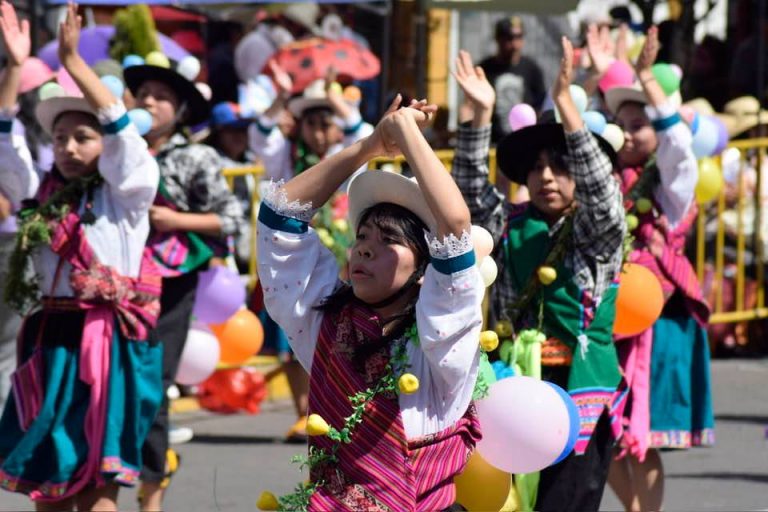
569,84,588,114
38,82,65,101
471,225,494,260
177,56,201,82
602,123,625,152
176,326,220,385
479,256,498,287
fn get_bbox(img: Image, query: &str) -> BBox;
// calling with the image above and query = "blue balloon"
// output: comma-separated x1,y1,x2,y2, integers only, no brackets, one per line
545,381,580,465
128,108,152,136
100,75,124,99
122,54,145,68
582,110,607,135
692,115,719,159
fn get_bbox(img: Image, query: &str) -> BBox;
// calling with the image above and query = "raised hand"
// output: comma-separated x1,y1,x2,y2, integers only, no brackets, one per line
552,36,574,100
452,50,495,112
552,37,583,133
0,1,30,67
365,94,404,159
268,60,293,97
58,2,81,65
635,25,659,74
585,23,614,75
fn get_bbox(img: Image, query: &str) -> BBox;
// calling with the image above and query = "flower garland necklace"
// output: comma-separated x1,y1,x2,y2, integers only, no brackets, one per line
260,323,420,511
4,173,102,312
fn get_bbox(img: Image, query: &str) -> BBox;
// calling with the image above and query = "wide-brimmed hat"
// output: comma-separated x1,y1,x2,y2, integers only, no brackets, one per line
287,79,332,118
604,85,647,115
721,96,768,137
347,170,436,233
496,114,618,185
35,97,97,136
124,64,210,126
282,3,321,36
211,101,253,129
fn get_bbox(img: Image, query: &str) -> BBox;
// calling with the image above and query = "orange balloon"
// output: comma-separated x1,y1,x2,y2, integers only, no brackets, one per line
614,263,664,336
210,309,264,364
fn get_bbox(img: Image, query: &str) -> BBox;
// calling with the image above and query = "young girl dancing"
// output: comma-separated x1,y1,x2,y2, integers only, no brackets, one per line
603,27,714,512
0,3,162,511
257,97,484,510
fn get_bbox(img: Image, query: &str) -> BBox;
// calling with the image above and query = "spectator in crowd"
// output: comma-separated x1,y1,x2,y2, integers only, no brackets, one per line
479,16,547,143
683,35,729,111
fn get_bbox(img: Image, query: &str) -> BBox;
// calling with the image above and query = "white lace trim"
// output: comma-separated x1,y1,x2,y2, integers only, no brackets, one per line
426,230,473,259
262,180,315,222
96,101,127,125
0,106,17,120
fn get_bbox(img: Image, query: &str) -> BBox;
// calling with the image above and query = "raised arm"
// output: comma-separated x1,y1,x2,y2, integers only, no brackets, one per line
0,1,29,112
634,26,667,109
552,37,583,134
58,3,116,111
382,103,470,238
280,95,402,207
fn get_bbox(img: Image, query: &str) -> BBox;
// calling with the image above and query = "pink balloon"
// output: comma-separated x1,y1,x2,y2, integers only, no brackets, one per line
56,67,83,97
193,266,246,324
476,376,573,473
669,63,683,80
176,325,220,385
508,104,537,131
598,60,635,93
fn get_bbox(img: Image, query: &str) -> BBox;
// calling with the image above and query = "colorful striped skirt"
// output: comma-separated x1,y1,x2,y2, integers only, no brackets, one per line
0,310,163,500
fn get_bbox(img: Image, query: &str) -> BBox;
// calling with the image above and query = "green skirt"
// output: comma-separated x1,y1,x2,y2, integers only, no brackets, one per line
0,310,163,499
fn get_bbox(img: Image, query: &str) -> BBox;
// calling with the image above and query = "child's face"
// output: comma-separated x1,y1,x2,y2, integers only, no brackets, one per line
526,149,575,222
349,221,418,305
300,110,340,157
217,126,249,160
52,112,103,180
134,80,180,135
615,102,657,167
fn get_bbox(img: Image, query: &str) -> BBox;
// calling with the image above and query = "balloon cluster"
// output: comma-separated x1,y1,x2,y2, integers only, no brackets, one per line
471,225,497,287
475,376,580,474
176,266,265,387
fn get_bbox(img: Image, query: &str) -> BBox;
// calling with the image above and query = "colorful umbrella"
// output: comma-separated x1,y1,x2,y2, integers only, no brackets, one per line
37,25,190,70
268,37,380,93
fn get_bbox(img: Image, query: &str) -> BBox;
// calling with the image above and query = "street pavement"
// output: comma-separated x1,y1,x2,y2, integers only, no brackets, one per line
1,359,767,511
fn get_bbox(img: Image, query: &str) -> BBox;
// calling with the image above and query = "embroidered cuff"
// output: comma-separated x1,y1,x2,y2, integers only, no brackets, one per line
342,111,364,135
645,99,678,121
651,113,682,132
255,115,277,136
0,119,12,134
97,101,128,125
258,202,308,234
427,230,476,274
261,180,315,223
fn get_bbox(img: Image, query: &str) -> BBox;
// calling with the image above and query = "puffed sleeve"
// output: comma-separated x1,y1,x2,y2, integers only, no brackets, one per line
97,102,159,224
248,114,293,183
648,100,698,228
410,230,484,422
256,182,340,371
0,113,38,205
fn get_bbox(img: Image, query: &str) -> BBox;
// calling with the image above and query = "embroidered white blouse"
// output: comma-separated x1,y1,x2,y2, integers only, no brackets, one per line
0,102,159,296
647,100,699,229
256,183,484,440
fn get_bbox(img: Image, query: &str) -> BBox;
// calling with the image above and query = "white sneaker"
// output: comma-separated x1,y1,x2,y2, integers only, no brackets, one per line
169,426,194,445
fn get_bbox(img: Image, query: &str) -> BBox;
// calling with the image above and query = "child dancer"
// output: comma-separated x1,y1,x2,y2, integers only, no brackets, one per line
451,40,626,511
250,63,372,442
0,3,162,510
122,51,245,511
603,27,714,512
257,96,484,510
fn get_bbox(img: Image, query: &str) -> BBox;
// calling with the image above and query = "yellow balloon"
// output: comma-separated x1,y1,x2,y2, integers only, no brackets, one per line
145,51,170,69
628,35,646,62
695,157,723,204
455,451,512,512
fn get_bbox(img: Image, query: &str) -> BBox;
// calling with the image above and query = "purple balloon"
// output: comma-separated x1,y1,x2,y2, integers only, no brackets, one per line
37,26,190,70
508,104,537,132
712,116,729,155
192,266,246,324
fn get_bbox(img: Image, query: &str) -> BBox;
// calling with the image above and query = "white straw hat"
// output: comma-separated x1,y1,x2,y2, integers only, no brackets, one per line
35,97,97,135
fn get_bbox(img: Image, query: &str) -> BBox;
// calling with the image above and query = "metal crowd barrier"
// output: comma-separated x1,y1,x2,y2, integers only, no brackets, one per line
225,140,768,327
